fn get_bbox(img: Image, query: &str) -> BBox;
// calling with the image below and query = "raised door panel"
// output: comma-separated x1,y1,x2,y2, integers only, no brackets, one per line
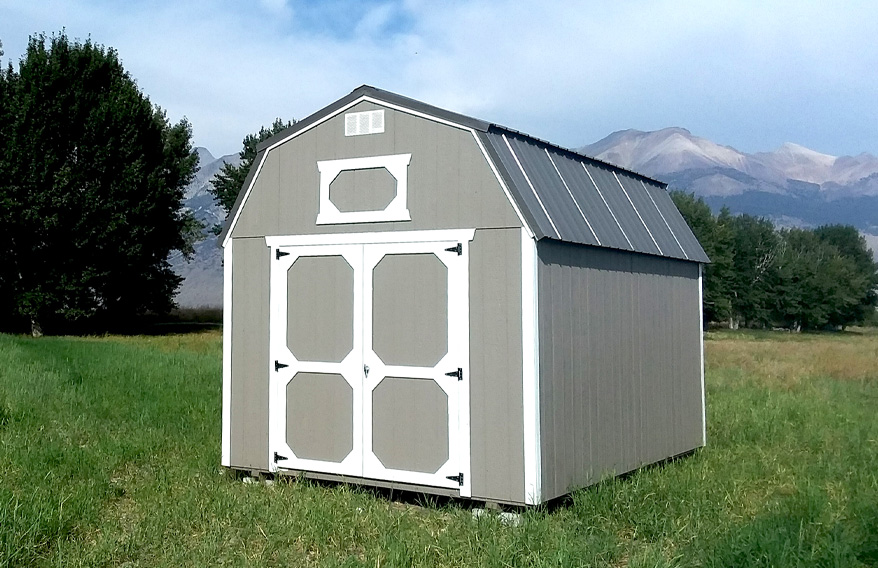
362,241,470,494
269,244,363,476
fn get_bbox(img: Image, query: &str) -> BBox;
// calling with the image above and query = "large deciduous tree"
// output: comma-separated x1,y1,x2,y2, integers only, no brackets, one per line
0,33,200,334
210,118,295,217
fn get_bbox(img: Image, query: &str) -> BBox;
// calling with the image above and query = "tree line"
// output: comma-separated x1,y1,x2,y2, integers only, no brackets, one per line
671,192,878,330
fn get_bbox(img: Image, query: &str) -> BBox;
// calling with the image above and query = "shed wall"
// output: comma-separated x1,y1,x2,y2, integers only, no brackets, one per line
227,229,528,501
536,240,703,501
230,101,521,240
469,227,525,504
229,236,271,470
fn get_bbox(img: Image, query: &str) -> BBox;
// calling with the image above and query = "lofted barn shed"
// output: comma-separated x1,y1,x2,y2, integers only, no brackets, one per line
218,85,709,506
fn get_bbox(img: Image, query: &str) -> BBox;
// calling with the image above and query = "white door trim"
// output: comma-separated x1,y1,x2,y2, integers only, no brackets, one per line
360,239,471,495
266,228,475,248
268,243,365,476
266,229,474,495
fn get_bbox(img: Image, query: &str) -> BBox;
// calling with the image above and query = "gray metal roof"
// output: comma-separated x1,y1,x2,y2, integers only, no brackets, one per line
480,127,709,262
221,85,709,263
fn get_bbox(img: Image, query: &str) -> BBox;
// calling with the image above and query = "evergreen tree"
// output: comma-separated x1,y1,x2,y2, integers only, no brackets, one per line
813,225,878,326
0,33,200,334
670,191,734,325
210,118,295,216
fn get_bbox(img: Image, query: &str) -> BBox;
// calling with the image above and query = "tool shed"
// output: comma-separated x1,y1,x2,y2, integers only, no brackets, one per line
219,85,709,506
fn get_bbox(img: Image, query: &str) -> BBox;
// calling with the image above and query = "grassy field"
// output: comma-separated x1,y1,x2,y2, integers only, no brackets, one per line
0,330,876,567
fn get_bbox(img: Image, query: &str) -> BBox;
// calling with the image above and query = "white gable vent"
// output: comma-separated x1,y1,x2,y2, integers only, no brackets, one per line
345,110,385,136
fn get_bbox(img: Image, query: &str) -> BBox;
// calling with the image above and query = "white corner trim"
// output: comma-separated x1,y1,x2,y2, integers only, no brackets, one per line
221,240,233,467
316,154,412,225
698,263,706,446
265,228,475,248
521,228,541,505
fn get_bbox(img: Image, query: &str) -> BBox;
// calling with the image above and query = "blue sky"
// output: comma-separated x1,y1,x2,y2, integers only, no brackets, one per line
1,0,877,158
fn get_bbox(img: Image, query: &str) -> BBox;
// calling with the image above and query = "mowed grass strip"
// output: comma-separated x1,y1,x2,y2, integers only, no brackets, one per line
0,330,876,567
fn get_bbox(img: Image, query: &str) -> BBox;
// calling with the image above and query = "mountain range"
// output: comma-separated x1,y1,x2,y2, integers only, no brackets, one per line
168,148,237,308
171,130,878,307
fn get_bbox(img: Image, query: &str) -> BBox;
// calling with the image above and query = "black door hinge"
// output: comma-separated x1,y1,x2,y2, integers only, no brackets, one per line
274,360,289,372
444,243,462,255
446,472,464,486
274,452,288,463
445,368,463,381
276,249,290,260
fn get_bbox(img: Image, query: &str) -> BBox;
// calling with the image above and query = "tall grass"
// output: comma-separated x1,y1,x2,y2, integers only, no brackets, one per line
0,329,875,567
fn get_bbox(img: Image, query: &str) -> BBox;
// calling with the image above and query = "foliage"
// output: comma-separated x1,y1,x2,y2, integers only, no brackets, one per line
0,33,200,333
0,330,876,566
672,192,878,330
209,118,295,217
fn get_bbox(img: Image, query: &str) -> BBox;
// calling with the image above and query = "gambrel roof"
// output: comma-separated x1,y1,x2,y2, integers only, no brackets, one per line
220,85,709,263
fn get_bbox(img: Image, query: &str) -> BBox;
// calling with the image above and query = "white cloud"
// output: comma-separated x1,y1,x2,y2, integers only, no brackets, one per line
1,0,877,156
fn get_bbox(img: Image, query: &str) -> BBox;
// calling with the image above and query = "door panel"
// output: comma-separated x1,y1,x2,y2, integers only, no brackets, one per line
362,241,468,491
287,255,354,363
286,371,353,463
269,245,363,476
372,253,448,367
372,376,449,473
268,234,470,496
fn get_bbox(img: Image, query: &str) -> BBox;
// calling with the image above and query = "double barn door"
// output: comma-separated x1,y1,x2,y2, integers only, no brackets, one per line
268,233,471,494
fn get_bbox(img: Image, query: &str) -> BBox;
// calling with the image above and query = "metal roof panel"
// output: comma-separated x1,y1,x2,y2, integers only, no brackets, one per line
616,175,687,259
584,162,661,256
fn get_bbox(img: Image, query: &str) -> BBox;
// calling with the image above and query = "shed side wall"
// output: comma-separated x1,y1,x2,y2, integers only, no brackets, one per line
229,236,270,470
469,227,525,504
230,101,521,239
536,241,703,501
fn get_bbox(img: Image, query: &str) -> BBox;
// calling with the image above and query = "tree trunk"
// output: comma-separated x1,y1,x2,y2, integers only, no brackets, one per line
31,317,43,338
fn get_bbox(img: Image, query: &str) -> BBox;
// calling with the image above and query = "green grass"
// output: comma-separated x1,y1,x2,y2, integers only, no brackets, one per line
0,330,876,567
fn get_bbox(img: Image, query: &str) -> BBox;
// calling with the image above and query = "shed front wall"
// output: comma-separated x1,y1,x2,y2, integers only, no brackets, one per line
536,240,703,501
226,227,527,501
229,100,522,240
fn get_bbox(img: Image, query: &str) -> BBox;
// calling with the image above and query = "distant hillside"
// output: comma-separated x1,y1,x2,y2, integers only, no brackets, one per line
169,148,238,308
580,128,878,259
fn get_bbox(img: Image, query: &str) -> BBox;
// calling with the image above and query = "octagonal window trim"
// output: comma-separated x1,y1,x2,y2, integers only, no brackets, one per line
316,154,412,225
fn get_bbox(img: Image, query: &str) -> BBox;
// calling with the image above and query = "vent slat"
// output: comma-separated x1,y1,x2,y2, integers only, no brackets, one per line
345,110,385,136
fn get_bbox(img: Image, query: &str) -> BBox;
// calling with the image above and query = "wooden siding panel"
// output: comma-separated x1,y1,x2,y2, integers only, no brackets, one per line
469,228,525,504
230,237,270,470
537,241,703,501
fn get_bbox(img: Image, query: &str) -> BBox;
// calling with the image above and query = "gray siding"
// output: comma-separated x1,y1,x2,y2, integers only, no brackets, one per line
536,240,703,501
230,101,522,239
469,228,526,504
230,237,270,470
